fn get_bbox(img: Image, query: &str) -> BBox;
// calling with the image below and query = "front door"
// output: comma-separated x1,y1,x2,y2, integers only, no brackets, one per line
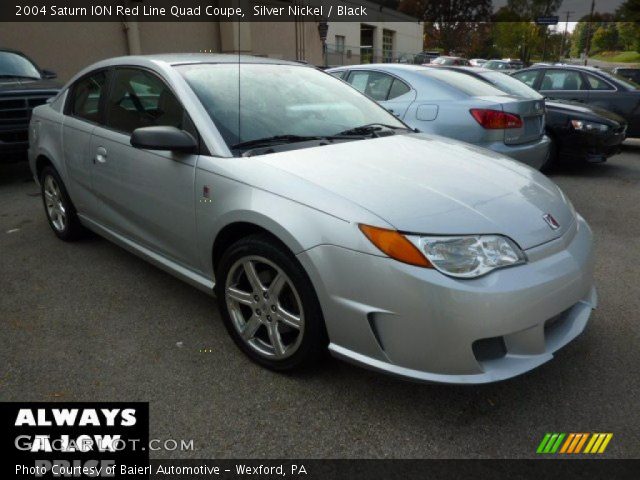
537,69,589,103
90,67,200,268
62,70,108,218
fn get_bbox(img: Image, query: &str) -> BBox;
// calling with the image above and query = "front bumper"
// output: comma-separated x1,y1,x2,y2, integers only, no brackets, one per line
297,214,595,384
558,128,626,163
479,135,551,170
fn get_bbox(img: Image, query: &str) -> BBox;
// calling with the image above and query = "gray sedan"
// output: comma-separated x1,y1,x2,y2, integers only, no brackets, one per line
327,64,550,169
28,54,595,384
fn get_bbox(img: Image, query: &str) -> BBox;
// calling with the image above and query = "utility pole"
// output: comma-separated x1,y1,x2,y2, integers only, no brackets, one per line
583,0,596,66
561,10,573,60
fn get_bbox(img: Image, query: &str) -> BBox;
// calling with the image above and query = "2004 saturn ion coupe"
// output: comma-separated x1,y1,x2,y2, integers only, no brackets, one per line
28,55,597,383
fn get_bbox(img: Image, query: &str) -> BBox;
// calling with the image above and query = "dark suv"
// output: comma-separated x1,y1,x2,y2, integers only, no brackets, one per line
0,49,60,160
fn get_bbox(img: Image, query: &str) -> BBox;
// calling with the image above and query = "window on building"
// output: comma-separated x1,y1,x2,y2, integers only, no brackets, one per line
335,35,345,54
382,30,394,63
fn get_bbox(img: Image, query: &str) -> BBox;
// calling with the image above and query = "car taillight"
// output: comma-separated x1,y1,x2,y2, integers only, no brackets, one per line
469,109,523,129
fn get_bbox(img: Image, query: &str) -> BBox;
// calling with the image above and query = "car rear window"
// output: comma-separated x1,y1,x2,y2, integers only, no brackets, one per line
420,69,507,97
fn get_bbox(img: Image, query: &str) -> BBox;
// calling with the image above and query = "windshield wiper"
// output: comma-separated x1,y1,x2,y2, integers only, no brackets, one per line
0,74,40,80
230,134,328,151
334,123,412,137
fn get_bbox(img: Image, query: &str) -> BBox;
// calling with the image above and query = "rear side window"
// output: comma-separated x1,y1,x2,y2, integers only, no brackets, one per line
347,71,394,101
105,68,185,134
70,71,107,123
539,70,586,90
388,78,411,99
585,74,614,90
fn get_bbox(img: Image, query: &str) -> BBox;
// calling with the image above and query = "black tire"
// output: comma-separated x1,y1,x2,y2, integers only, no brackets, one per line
40,165,85,241
540,135,558,173
215,234,327,371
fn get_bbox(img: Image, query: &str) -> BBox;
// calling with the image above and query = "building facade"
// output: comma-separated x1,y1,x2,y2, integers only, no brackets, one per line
0,1,422,81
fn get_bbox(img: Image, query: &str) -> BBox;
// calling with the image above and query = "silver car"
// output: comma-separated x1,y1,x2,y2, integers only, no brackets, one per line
28,55,596,384
327,64,550,169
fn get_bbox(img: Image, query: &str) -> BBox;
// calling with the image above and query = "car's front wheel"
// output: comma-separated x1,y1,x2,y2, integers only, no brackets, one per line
40,165,84,241
216,234,327,371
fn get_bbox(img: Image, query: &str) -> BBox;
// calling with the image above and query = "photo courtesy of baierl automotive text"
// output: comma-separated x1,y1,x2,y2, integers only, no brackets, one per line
1,0,639,478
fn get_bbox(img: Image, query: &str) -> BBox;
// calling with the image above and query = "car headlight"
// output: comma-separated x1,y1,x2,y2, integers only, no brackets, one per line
571,119,609,132
418,235,526,278
358,225,526,279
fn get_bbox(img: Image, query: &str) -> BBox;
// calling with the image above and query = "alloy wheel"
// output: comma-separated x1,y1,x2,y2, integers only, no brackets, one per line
43,175,67,232
224,255,305,359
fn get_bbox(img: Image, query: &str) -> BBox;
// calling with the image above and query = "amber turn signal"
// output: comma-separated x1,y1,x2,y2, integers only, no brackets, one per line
358,224,432,268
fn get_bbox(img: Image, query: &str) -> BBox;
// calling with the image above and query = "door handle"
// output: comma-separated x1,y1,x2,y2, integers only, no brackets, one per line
95,146,107,164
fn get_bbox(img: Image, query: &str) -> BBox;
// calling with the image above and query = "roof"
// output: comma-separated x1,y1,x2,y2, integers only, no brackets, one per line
107,53,304,66
328,63,429,73
521,64,603,73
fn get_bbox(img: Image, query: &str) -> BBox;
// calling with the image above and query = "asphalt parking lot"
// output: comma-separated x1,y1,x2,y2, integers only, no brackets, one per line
1,143,639,459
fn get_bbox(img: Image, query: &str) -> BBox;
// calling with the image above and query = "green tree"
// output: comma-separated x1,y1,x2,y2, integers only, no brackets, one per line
570,22,588,58
493,22,541,63
398,0,492,54
616,0,640,21
617,22,639,50
591,24,620,52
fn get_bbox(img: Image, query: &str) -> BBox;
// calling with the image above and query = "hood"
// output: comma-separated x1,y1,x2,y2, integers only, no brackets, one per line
256,134,574,250
546,99,626,125
0,77,60,94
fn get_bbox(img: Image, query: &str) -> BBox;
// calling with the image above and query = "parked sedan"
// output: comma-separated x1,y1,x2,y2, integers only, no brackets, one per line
513,65,640,136
29,54,596,384
328,63,550,169
445,67,627,169
470,58,487,67
430,56,470,66
0,49,59,160
484,60,520,73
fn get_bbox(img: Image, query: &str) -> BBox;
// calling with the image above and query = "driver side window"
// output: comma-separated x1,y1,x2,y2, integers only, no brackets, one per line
105,68,185,134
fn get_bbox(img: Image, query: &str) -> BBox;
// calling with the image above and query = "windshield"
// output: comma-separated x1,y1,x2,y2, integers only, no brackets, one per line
481,71,543,99
0,51,41,79
177,63,406,150
432,57,453,65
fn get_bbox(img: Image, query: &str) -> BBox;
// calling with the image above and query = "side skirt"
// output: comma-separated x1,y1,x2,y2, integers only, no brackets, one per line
78,214,216,296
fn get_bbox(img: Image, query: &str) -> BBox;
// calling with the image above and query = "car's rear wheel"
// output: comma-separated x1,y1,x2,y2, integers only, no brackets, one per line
40,166,84,241
216,234,327,371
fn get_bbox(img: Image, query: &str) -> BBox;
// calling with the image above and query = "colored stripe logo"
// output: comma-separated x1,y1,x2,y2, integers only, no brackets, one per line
537,433,613,454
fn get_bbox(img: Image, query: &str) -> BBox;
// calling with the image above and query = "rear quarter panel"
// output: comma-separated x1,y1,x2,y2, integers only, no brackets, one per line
28,92,66,183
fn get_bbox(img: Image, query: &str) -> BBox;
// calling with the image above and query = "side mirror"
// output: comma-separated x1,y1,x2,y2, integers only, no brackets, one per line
41,69,57,79
130,126,197,153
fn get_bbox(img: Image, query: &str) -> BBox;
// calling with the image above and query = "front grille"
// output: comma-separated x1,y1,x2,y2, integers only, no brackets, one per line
0,94,55,128
0,130,28,143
